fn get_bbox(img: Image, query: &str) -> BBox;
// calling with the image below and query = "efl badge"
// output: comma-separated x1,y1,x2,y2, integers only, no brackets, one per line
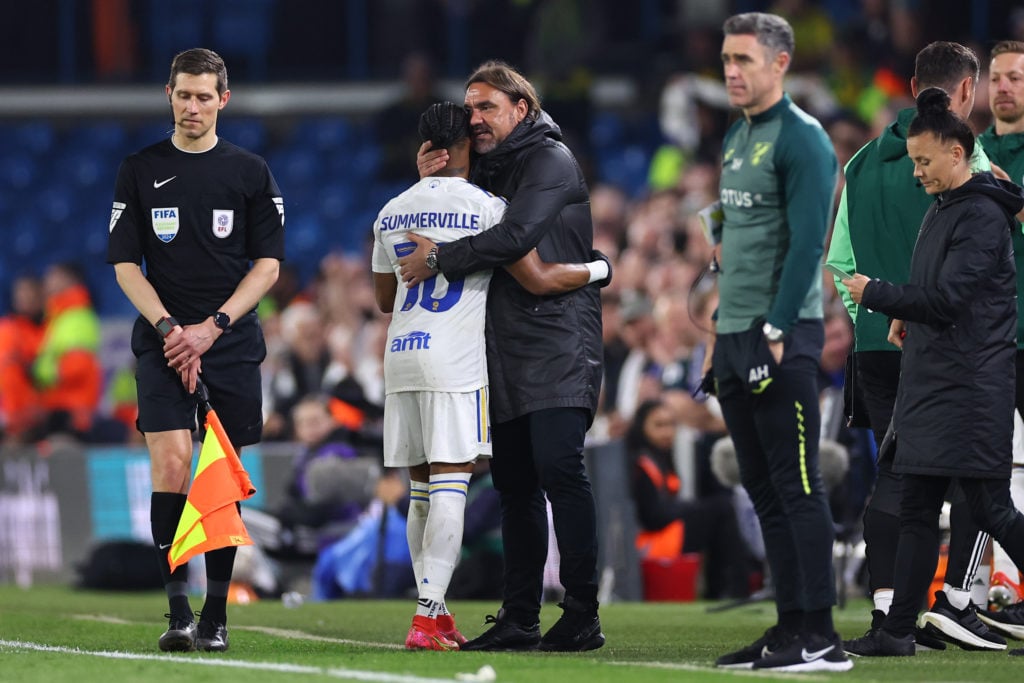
212,209,234,238
151,207,179,243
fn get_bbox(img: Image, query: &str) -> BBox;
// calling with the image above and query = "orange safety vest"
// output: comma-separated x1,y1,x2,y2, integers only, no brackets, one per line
0,314,44,435
634,454,685,560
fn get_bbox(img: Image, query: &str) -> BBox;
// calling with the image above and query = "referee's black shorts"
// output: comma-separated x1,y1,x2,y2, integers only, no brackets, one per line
132,311,266,447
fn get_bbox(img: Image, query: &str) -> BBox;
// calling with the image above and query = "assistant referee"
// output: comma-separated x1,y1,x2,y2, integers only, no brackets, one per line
107,48,284,653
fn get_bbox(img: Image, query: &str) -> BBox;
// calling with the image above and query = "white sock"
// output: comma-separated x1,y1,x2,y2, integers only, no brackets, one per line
944,583,971,610
873,588,894,614
418,471,471,606
407,481,430,589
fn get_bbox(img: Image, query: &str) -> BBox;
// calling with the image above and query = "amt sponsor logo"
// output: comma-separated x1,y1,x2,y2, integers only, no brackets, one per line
390,331,432,353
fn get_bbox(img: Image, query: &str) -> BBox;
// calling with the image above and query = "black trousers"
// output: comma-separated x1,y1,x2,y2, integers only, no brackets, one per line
887,474,1024,637
714,320,837,614
856,351,987,594
490,407,598,623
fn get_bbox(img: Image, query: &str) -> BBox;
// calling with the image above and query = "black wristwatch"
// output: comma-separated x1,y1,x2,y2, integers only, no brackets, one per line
425,246,439,272
213,311,232,332
155,315,179,339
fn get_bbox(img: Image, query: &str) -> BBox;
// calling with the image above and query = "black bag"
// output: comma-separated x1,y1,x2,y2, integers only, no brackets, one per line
76,540,164,590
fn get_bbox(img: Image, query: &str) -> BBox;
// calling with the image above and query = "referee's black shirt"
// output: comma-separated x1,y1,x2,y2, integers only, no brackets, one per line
107,138,285,322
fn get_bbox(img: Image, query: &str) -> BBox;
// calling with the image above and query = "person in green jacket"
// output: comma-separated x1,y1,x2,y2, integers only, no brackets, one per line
974,39,1024,646
828,42,1005,652
708,12,850,673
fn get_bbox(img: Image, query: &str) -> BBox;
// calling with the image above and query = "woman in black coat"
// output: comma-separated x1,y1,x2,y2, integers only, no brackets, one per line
841,87,1024,656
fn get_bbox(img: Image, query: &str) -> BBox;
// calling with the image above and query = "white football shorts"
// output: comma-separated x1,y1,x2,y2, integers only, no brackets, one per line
383,387,491,467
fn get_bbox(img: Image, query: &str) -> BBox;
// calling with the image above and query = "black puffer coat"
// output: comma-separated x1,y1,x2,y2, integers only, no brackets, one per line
438,112,602,425
862,172,1024,478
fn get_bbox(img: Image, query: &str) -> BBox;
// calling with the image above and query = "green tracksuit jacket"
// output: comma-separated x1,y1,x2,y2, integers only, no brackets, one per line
976,124,1024,350
828,107,991,351
714,93,837,335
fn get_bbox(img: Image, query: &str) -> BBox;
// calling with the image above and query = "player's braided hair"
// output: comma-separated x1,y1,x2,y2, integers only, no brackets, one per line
417,101,470,150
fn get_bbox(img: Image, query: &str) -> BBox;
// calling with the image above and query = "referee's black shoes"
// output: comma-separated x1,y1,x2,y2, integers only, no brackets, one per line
158,613,197,652
538,596,605,652
460,609,541,651
197,619,230,652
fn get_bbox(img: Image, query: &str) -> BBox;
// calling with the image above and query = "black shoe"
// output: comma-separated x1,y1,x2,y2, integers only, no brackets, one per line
196,620,229,652
753,632,853,672
843,628,915,657
978,601,1024,640
158,613,197,652
460,608,541,652
715,625,793,669
538,597,605,652
918,591,1006,650
1010,647,1024,656
913,625,948,651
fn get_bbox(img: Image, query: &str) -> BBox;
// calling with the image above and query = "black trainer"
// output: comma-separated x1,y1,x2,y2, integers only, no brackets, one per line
753,632,853,672
538,596,605,652
851,610,946,651
843,627,914,657
978,601,1024,640
715,625,793,669
918,591,1006,650
158,613,197,652
460,608,541,652
196,620,229,652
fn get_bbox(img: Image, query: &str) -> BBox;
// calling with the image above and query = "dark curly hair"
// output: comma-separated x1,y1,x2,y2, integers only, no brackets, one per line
417,101,470,150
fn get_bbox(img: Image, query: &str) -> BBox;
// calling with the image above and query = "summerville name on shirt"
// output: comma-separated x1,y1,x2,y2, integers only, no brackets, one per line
379,212,481,232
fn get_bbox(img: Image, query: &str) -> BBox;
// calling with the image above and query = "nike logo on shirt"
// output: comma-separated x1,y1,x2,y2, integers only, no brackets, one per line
158,543,172,550
153,176,177,189
800,644,834,662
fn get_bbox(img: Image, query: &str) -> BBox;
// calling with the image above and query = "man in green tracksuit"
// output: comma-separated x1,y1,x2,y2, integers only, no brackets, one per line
974,39,1024,644
829,42,1005,653
708,12,849,674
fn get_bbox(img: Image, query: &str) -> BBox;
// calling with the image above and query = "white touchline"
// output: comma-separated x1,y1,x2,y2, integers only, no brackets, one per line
0,640,454,683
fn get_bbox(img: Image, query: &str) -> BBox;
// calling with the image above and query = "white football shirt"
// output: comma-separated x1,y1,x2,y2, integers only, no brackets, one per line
372,177,507,393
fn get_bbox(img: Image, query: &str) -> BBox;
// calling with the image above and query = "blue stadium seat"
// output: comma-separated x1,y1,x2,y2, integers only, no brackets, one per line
37,186,75,225
211,0,275,82
218,117,267,154
291,116,355,153
60,150,115,190
597,144,652,198
590,111,625,152
63,123,129,155
268,148,322,191
0,153,39,191
129,121,175,152
1,121,57,157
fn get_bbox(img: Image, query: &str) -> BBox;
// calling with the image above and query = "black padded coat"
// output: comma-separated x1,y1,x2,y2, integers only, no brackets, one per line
862,172,1024,478
437,112,603,425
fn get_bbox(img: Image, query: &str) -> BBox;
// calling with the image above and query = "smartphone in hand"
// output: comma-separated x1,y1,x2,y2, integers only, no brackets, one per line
824,263,853,280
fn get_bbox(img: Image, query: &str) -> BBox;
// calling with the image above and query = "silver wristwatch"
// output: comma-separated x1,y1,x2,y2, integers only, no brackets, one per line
425,246,439,272
762,322,784,342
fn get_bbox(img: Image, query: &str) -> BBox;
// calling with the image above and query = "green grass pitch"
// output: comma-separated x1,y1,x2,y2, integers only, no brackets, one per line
1,585,1021,682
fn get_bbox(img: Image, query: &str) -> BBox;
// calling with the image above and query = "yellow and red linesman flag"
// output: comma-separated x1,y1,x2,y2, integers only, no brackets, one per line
167,407,256,572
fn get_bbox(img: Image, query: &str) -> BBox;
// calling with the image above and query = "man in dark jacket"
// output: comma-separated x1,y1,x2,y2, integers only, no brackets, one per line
400,60,606,652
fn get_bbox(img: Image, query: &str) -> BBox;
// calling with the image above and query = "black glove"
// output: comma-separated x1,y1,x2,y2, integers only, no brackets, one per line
590,249,613,288
693,367,717,397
